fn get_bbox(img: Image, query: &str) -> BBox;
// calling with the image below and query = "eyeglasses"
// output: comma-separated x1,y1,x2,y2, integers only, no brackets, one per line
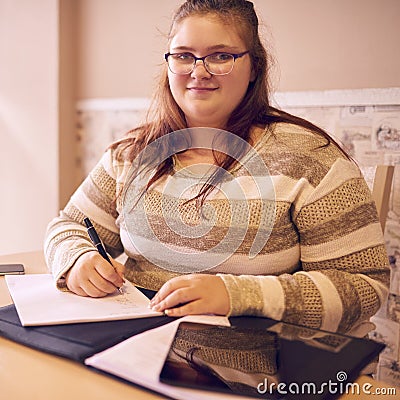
164,51,249,76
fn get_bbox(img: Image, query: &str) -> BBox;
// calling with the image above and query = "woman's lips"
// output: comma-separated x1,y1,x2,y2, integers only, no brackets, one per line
187,87,218,91
187,87,218,97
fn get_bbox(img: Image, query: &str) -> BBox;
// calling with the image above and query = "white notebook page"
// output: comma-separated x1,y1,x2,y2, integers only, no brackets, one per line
6,274,162,326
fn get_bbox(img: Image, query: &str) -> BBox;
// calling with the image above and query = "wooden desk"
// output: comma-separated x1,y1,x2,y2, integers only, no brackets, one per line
0,251,164,400
0,252,397,400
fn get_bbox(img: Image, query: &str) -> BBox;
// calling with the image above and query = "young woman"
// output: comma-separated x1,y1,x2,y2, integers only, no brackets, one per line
45,0,389,334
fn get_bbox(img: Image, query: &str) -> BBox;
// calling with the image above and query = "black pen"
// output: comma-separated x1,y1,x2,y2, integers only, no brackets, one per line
83,217,123,294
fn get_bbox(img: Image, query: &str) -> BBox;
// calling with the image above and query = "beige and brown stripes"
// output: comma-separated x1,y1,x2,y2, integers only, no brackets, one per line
139,214,297,254
64,202,123,251
90,161,117,198
295,178,374,229
302,245,390,285
277,274,305,325
347,274,380,323
320,270,362,333
294,273,323,329
44,122,389,334
300,202,379,246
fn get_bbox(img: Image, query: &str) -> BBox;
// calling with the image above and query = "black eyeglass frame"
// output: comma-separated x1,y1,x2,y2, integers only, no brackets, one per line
164,51,250,75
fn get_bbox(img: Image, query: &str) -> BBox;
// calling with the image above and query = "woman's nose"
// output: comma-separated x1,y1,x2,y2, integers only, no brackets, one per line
190,60,212,78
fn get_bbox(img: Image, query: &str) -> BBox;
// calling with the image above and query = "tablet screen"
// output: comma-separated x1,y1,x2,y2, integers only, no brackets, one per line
159,317,384,399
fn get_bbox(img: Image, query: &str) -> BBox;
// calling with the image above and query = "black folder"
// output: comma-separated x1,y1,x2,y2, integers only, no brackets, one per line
0,304,175,362
160,317,385,400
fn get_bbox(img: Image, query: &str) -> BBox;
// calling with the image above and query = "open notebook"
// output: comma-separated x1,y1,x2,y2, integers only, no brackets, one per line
5,274,162,325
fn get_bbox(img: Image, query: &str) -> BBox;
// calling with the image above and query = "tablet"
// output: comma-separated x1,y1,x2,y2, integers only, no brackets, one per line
159,317,384,399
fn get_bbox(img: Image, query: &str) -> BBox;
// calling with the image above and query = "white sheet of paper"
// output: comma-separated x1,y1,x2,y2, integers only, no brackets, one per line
85,315,254,400
5,274,162,326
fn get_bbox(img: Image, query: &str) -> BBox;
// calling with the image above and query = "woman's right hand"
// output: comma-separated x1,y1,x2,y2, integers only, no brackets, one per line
65,251,125,297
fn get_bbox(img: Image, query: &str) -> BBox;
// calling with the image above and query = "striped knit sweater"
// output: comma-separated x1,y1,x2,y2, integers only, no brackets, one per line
44,123,389,334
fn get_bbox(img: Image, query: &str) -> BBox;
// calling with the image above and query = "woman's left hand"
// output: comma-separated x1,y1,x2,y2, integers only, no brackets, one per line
149,274,230,317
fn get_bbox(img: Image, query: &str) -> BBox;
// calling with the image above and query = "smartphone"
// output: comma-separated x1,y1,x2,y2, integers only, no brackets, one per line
0,263,25,275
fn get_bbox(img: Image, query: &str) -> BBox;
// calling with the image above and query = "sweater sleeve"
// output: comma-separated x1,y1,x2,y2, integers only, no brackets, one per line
44,149,124,289
218,158,390,333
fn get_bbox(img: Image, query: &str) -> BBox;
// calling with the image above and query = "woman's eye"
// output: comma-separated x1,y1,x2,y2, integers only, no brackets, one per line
174,53,193,61
208,53,232,62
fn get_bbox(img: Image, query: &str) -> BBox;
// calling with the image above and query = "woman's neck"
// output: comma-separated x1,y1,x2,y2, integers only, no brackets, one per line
175,148,216,167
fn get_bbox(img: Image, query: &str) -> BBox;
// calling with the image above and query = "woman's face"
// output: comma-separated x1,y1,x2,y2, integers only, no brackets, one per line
168,15,253,129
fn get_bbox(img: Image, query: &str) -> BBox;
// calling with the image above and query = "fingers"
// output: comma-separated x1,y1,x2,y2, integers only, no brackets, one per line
65,279,88,297
164,300,203,317
151,287,200,314
149,275,230,317
112,259,126,280
66,251,125,297
78,278,112,298
95,261,125,289
150,276,193,309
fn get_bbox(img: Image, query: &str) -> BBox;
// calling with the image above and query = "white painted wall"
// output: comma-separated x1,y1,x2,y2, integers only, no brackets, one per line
0,0,59,254
1,0,399,255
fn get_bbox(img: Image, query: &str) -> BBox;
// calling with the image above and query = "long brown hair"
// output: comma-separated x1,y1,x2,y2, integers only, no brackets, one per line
112,0,350,203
